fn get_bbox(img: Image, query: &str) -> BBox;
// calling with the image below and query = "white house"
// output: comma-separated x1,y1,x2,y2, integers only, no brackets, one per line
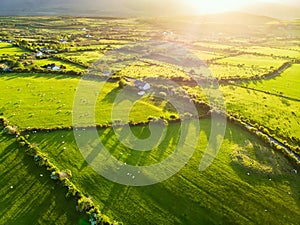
35,51,43,57
142,83,150,91
138,91,146,96
52,65,61,71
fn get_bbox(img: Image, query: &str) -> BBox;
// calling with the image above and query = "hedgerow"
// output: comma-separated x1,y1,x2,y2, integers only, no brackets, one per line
0,117,120,225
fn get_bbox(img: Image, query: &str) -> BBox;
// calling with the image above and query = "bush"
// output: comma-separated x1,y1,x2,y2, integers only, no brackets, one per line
3,125,18,135
118,78,128,88
0,117,9,127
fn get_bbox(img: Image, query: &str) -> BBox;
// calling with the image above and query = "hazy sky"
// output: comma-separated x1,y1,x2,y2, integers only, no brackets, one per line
0,0,299,18
184,0,298,13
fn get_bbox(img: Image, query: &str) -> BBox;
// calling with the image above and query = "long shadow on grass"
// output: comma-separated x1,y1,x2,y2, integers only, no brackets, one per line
102,86,122,103
0,135,86,224
227,126,300,210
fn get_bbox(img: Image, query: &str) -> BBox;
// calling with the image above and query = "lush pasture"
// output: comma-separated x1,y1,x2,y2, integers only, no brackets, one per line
28,118,300,225
242,46,300,59
58,51,104,64
0,73,177,129
1,15,300,225
191,50,224,61
243,64,300,100
0,42,30,56
118,62,189,79
0,132,86,225
68,44,125,52
216,54,287,69
221,85,300,145
193,42,236,50
209,64,270,79
34,58,86,72
68,45,108,51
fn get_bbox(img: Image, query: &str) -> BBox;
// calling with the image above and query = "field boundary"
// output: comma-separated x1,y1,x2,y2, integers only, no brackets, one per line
0,116,120,225
230,84,300,102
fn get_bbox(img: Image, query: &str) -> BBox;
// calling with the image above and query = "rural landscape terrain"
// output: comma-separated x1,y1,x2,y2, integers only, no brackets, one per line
0,2,300,225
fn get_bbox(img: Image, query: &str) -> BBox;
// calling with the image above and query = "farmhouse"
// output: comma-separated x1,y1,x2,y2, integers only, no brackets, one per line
134,80,151,91
52,65,61,71
35,51,43,57
138,91,146,96
46,64,61,71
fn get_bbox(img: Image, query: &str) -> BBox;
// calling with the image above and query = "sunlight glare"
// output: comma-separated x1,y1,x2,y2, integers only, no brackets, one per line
186,0,259,14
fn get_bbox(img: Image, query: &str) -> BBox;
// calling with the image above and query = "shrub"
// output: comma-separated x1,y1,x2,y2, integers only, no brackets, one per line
3,125,18,135
0,117,9,127
169,114,177,120
118,78,128,88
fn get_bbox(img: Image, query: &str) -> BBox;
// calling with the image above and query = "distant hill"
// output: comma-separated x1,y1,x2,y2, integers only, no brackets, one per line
199,12,278,24
0,0,126,16
241,2,300,20
0,0,298,20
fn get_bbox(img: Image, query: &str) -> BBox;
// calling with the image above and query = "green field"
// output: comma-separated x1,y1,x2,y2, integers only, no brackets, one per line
192,50,224,61
0,42,30,56
216,54,287,69
209,64,270,79
193,42,237,51
27,118,300,225
118,62,189,79
242,46,300,59
221,85,300,145
1,14,300,225
33,58,86,72
0,131,86,225
58,51,104,64
0,73,177,129
243,64,300,100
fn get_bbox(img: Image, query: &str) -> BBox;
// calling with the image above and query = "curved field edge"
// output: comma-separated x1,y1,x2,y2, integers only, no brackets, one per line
241,64,300,101
27,118,300,225
221,85,300,147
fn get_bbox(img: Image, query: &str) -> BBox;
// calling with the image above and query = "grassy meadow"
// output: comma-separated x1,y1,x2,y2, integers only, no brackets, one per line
221,85,300,146
243,64,300,100
209,64,270,79
0,42,30,56
0,73,178,129
0,15,300,225
0,131,87,225
27,118,300,225
216,54,287,69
